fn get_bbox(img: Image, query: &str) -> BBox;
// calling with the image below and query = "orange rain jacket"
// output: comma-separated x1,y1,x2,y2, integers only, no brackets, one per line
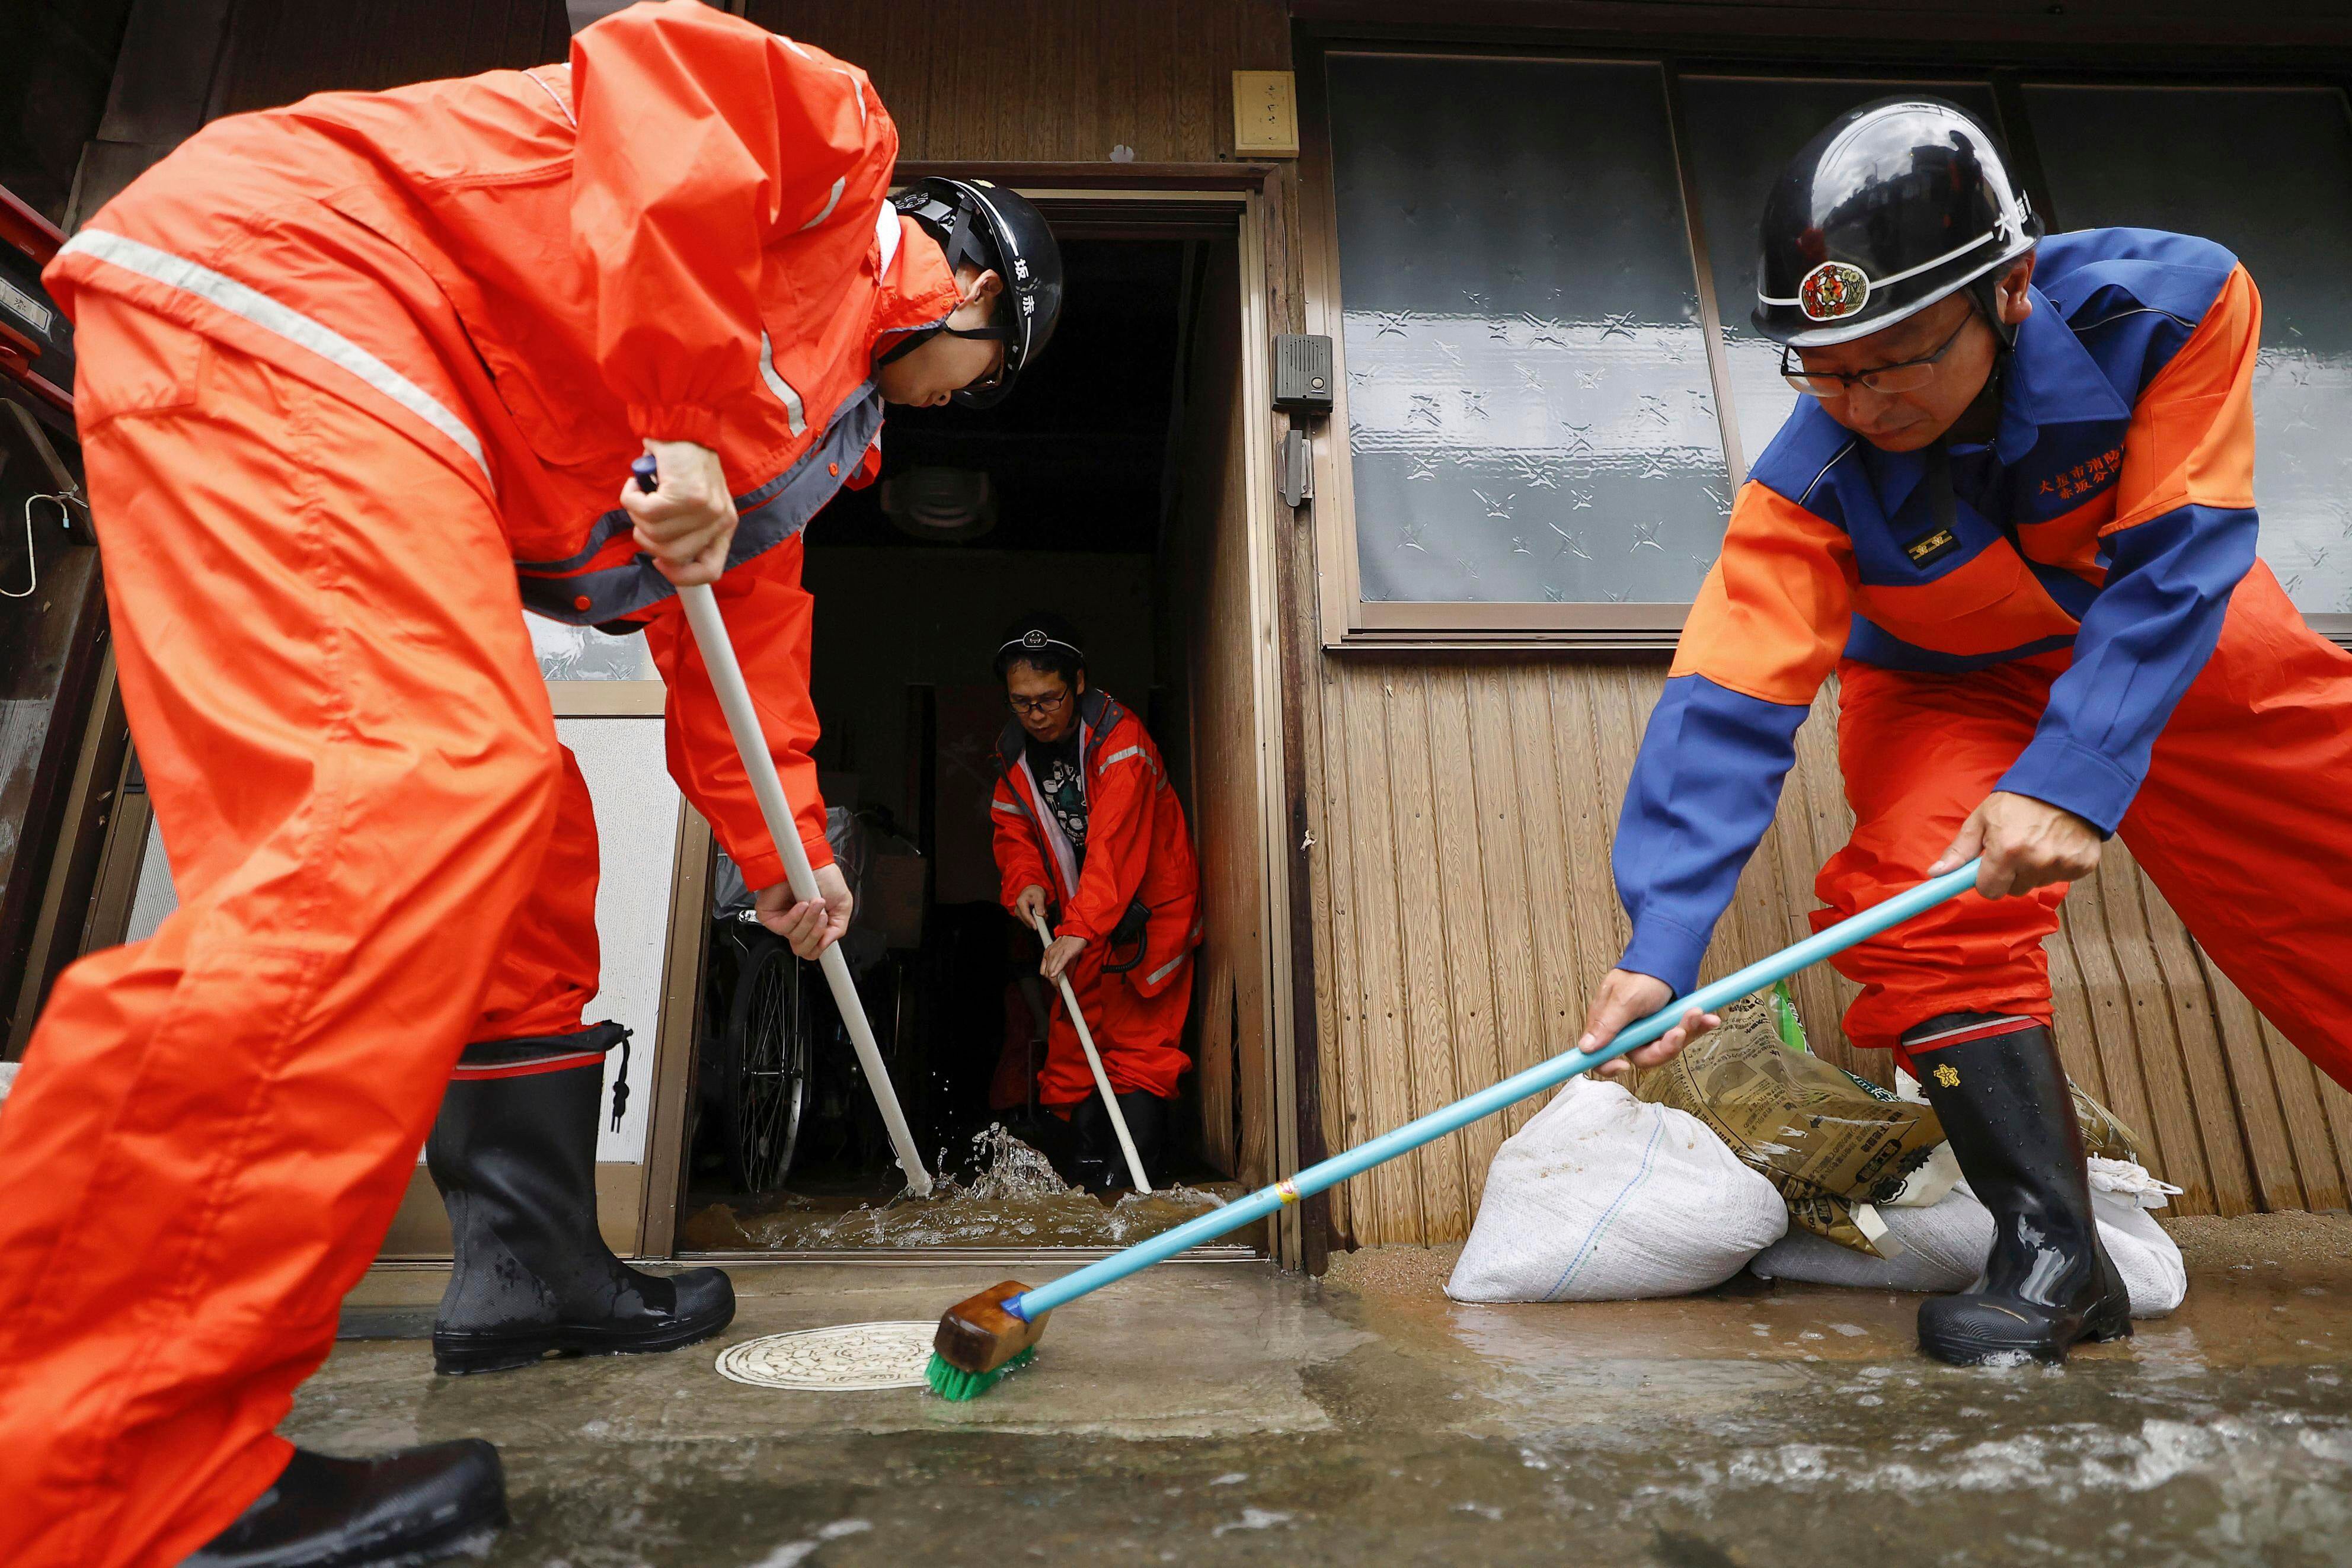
991,689,1203,990
44,1,961,885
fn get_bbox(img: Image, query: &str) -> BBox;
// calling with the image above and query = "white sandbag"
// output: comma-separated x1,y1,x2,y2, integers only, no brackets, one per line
1750,1164,2188,1317
2088,1159,2188,1317
1447,1078,1787,1303
1750,1183,1992,1292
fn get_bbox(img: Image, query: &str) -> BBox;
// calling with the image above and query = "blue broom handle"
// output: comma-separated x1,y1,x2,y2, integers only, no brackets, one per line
1012,858,1983,1322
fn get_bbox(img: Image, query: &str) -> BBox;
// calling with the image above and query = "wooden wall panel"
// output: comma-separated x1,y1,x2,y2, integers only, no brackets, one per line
1173,245,1275,1186
721,0,2352,1250
753,0,1291,164
1305,658,2352,1246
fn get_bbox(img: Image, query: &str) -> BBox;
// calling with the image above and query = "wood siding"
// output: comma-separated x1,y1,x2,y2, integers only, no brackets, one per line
610,1,2351,1245
1297,660,2352,1247
1172,246,1276,1186
752,1,1290,163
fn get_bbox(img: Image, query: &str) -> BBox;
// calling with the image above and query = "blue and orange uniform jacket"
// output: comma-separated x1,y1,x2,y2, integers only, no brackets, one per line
1615,228,2263,996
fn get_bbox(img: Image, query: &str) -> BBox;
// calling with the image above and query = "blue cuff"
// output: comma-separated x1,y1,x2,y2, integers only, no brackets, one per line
1618,914,1709,999
1996,737,2140,837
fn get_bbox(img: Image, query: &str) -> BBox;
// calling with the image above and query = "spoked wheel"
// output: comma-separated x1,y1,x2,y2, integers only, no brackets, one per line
726,935,812,1195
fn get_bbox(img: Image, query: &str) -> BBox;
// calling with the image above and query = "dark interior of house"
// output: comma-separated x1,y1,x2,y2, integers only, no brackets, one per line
680,238,1237,1248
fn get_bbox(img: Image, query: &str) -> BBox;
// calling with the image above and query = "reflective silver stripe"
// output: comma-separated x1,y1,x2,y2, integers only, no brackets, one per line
756,332,807,435
521,68,575,127
449,1048,606,1079
876,201,902,274
1145,950,1191,987
991,798,1025,815
1096,743,1162,780
517,382,881,624
1756,207,2027,305
59,229,493,487
801,176,846,231
1903,1014,2038,1047
779,38,867,126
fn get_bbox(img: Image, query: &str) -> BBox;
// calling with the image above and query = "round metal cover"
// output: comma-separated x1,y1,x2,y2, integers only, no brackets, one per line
714,1322,938,1391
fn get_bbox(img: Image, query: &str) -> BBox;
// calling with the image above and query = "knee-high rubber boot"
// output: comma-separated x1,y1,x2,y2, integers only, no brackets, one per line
1907,1015,2132,1365
184,1442,506,1567
427,1023,734,1375
1069,1091,1171,1191
1116,1091,1168,1188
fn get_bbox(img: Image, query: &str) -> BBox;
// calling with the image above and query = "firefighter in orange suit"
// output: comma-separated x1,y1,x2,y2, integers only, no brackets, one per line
990,613,1201,1189
0,7,1060,1566
1579,100,2352,1369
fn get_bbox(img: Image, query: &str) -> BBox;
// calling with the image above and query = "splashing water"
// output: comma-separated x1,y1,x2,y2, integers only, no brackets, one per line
682,1124,1236,1250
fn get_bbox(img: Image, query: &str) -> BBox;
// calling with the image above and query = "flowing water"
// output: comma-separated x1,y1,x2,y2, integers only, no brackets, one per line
681,1124,1238,1250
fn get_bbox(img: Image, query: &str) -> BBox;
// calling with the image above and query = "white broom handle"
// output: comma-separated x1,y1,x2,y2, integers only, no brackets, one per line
676,581,933,1197
1030,908,1151,1192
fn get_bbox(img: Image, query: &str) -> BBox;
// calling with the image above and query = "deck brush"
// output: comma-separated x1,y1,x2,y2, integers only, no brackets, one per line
924,860,1989,1400
926,1279,1050,1401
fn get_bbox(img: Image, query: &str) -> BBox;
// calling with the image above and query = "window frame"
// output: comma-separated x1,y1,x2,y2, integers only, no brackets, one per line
1298,33,2352,648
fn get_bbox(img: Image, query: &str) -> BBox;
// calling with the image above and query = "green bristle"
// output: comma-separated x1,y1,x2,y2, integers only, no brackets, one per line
924,1346,1035,1401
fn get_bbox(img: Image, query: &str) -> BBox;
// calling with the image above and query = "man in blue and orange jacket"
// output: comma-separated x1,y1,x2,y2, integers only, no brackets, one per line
1581,99,2352,1368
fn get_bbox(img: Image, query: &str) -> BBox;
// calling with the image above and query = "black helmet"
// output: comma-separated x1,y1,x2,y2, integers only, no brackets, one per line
890,177,1063,408
1752,97,2041,350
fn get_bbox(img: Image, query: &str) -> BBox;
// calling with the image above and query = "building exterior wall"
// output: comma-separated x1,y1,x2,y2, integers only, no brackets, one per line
779,0,2352,1244
40,0,2352,1253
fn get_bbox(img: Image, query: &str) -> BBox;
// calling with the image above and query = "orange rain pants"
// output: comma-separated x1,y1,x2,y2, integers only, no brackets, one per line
472,747,600,1042
1037,946,1194,1109
0,299,578,1567
1813,560,2352,1089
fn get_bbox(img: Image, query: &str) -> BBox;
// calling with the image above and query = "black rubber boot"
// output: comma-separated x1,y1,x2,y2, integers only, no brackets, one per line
1069,1090,1170,1191
1115,1090,1168,1186
427,1024,733,1375
183,1441,505,1567
1907,1015,2132,1365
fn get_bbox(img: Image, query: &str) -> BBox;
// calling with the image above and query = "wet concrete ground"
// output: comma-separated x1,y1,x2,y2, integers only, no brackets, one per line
310,1214,2352,1567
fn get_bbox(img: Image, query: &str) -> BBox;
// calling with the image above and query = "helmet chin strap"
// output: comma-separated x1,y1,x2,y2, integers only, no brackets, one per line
1970,271,2021,350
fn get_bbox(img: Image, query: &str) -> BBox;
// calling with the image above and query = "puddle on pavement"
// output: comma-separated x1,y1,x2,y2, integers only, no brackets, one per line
680,1124,1241,1250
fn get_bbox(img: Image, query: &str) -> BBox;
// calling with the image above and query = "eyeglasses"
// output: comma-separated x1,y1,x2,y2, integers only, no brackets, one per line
1008,688,1069,718
1781,315,1973,398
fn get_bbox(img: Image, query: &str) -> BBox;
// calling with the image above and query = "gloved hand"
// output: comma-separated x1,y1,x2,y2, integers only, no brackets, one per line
619,439,736,585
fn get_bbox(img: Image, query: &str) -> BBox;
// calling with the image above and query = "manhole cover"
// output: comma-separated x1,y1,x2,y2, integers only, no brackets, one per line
714,1321,938,1391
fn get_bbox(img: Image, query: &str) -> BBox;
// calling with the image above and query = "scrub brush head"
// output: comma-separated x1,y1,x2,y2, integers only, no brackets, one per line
926,1281,1050,1401
925,1345,1035,1401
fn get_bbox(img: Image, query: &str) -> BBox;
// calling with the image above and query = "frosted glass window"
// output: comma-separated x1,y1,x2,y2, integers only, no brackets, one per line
1680,78,1999,470
2022,85,2352,616
1328,53,1732,606
530,612,656,681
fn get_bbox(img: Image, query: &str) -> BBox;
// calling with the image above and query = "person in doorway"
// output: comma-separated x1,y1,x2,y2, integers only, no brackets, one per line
1580,98,2352,1368
0,7,1060,1567
990,613,1201,1191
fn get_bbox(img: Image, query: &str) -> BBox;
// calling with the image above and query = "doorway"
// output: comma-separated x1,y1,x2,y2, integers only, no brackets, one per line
676,196,1291,1259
